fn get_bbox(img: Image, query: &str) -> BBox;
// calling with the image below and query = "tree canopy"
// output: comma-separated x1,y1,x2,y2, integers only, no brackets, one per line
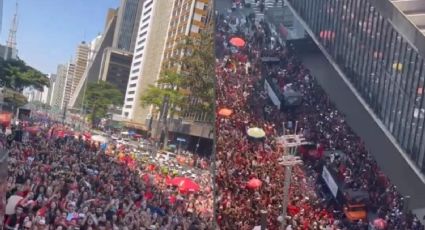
83,81,123,127
2,88,28,108
0,58,49,92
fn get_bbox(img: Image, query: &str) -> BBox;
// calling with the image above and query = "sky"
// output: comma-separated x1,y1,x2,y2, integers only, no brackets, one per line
0,0,119,74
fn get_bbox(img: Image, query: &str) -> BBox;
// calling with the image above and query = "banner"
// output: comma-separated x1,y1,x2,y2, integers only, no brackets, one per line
264,79,281,109
322,166,338,198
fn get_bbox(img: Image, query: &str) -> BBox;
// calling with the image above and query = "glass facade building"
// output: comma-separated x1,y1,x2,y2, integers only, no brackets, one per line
287,0,425,173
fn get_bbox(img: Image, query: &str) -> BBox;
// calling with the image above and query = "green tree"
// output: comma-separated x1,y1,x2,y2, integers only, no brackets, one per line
0,58,49,92
2,88,28,108
140,70,186,116
177,28,214,117
83,82,123,127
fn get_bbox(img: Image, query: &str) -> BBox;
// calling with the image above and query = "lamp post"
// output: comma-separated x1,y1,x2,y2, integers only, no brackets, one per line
277,121,307,230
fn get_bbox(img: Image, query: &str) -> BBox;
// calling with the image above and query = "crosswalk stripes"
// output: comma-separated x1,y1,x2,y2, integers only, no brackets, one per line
244,0,284,21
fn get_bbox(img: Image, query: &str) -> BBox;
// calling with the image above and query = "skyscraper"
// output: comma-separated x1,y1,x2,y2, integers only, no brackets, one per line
113,0,144,52
62,63,75,109
46,74,57,106
122,0,211,127
68,14,118,108
71,42,90,97
122,0,174,121
51,64,67,109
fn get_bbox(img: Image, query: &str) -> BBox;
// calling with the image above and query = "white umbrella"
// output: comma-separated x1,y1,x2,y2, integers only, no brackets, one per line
5,195,23,215
91,135,108,143
247,127,266,138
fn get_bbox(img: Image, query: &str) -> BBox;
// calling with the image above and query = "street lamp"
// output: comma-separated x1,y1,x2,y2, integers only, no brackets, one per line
276,121,308,230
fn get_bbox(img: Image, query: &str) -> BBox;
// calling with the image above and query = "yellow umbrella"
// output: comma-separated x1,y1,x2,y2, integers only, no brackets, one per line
247,127,266,138
392,63,403,71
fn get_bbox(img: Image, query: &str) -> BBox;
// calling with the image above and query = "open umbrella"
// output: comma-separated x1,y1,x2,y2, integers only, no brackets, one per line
247,127,266,138
218,108,233,117
178,178,200,193
171,177,186,186
229,37,246,47
373,218,387,229
0,112,12,127
247,178,262,189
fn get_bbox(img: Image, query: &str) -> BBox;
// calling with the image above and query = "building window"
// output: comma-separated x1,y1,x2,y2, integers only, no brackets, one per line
142,16,151,24
125,105,132,108
132,69,139,73
131,76,138,81
135,54,143,59
126,98,134,102
128,91,135,95
143,8,152,16
129,83,136,88
124,112,129,117
139,31,147,38
145,0,153,8
136,46,145,52
133,61,141,67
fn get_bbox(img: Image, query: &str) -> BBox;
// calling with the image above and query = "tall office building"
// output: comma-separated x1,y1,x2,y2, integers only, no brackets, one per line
284,0,425,209
113,0,144,52
69,14,118,108
105,8,117,30
162,0,210,65
88,34,102,64
62,63,75,109
286,0,425,174
46,74,56,106
51,64,67,109
122,0,174,121
99,48,133,96
71,42,90,98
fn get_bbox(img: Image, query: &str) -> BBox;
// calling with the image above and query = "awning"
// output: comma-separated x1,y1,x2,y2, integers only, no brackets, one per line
122,120,147,130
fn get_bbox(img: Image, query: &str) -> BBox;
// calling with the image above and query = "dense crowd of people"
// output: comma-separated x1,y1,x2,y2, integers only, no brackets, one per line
2,121,213,230
215,7,424,230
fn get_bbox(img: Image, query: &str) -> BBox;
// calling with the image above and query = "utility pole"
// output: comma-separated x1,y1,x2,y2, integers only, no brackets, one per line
277,121,306,229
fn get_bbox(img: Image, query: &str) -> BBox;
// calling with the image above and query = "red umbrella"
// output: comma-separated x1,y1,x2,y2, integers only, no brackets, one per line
178,178,200,193
373,218,387,229
171,177,186,186
247,178,262,189
165,176,172,186
0,112,12,127
229,37,246,47
218,108,233,117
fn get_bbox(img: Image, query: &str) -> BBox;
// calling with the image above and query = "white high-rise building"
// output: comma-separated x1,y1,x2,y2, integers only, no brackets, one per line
122,0,173,123
88,34,102,65
62,63,75,109
51,65,67,109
